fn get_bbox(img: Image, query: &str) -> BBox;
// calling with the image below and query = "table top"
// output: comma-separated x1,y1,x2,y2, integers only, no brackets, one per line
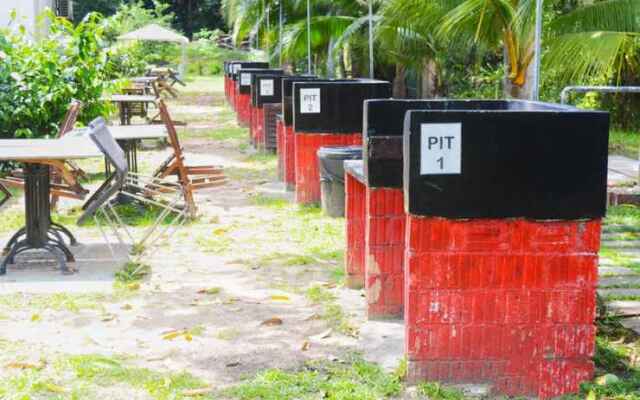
0,138,102,161
70,125,167,140
109,94,157,103
131,76,159,83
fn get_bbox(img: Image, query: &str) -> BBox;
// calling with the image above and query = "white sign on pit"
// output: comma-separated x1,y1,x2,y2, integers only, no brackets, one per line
233,64,241,74
420,123,462,175
300,88,321,114
241,73,251,86
261,79,274,96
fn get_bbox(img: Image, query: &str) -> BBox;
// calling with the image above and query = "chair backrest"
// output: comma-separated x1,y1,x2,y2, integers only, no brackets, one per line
158,100,186,162
77,118,128,226
88,118,128,177
58,100,82,138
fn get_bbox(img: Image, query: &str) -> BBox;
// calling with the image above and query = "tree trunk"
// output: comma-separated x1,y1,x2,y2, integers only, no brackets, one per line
502,48,535,99
393,63,407,98
420,58,438,98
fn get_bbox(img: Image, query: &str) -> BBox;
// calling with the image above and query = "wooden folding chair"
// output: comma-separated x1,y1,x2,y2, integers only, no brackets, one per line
0,101,89,208
0,183,11,210
154,100,227,214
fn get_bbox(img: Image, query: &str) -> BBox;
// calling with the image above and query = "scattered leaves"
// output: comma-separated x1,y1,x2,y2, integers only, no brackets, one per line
261,317,283,327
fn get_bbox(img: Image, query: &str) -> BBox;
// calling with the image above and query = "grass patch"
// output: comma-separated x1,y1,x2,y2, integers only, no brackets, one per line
215,327,241,341
610,130,640,158
600,248,640,274
0,353,218,400
226,355,402,400
605,205,640,233
417,382,466,400
0,293,110,313
575,316,640,399
305,285,356,336
196,232,235,255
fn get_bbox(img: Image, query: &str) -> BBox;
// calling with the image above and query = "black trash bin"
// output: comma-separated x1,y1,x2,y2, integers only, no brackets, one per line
318,146,363,217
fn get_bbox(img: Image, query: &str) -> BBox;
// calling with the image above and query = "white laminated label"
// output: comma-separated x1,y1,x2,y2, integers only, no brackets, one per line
300,88,321,114
261,79,274,96
241,73,251,86
420,123,462,175
233,64,240,73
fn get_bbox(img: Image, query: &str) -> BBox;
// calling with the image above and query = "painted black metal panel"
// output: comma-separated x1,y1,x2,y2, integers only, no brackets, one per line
364,99,443,189
282,75,319,126
229,62,269,80
293,80,392,134
238,69,283,95
254,74,286,107
402,101,610,220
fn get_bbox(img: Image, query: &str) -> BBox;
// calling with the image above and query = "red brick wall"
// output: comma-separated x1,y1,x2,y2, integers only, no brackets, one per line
404,217,600,398
276,118,285,181
236,93,251,127
294,133,362,204
345,172,367,289
284,125,296,191
366,187,405,319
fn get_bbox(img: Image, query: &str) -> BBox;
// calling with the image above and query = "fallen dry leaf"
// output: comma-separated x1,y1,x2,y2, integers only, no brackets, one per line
121,304,133,310
5,361,45,370
303,313,322,321
198,287,221,295
226,361,241,367
310,329,332,341
162,330,183,341
44,383,67,393
270,295,290,301
30,314,41,322
301,341,310,351
261,317,283,327
183,387,215,396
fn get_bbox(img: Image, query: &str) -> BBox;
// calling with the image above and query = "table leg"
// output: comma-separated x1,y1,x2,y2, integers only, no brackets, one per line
1,164,75,275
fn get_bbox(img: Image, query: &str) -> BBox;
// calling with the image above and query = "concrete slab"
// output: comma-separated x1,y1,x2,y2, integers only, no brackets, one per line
0,243,129,294
602,240,640,249
598,288,640,298
621,317,640,334
255,181,294,201
358,319,404,372
608,155,638,185
599,275,640,288
599,266,638,276
607,301,640,317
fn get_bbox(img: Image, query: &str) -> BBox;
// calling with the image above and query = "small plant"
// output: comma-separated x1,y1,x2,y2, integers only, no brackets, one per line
417,382,466,400
115,261,151,286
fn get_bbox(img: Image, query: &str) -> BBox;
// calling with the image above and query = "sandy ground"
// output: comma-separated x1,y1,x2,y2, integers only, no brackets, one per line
0,87,404,393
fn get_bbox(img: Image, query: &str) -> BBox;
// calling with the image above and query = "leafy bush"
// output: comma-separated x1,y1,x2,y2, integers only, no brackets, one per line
186,30,248,76
0,11,117,139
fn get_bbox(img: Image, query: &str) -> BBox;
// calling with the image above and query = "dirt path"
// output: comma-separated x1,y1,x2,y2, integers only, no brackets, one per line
0,78,402,398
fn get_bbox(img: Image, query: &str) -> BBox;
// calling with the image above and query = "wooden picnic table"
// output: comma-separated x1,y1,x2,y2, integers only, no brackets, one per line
0,138,103,274
70,125,167,174
108,95,158,125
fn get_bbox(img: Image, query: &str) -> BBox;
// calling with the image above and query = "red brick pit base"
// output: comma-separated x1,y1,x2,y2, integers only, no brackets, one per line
276,117,285,181
366,187,405,319
283,125,296,191
345,167,366,289
405,217,600,398
236,93,251,127
294,133,362,205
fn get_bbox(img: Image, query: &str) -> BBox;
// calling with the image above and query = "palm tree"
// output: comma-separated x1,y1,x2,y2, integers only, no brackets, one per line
437,0,640,99
545,0,640,85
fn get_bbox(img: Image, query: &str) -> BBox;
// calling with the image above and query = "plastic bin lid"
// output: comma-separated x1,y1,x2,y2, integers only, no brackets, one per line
317,146,363,160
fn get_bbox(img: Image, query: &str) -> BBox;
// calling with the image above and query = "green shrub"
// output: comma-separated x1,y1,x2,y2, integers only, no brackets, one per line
0,11,118,139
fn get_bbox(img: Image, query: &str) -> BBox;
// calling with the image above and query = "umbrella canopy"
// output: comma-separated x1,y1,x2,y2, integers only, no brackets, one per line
117,24,189,45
